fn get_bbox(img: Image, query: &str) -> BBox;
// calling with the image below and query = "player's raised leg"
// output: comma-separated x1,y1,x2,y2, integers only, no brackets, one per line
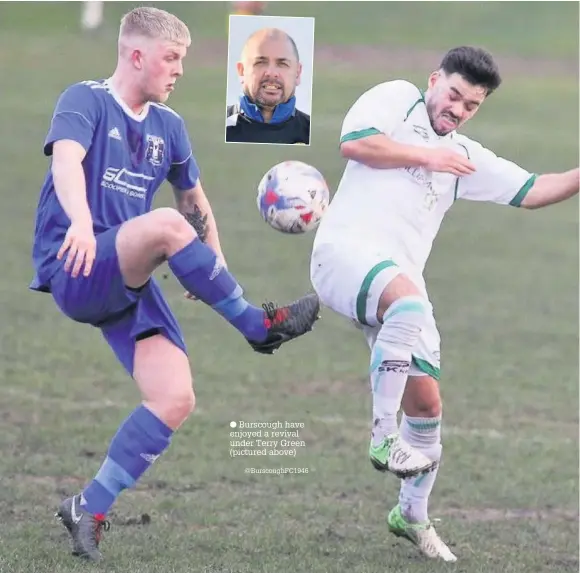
367,275,437,478
310,243,433,478
386,374,456,562
115,207,319,354
57,334,194,561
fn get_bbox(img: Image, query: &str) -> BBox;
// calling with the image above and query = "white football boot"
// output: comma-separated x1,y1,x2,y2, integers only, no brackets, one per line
387,504,457,562
369,433,437,478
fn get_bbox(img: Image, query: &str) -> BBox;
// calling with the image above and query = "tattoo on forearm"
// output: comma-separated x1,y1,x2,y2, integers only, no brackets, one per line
184,205,208,243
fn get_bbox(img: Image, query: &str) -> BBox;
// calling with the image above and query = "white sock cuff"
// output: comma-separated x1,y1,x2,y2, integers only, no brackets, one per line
382,295,430,323
401,414,441,445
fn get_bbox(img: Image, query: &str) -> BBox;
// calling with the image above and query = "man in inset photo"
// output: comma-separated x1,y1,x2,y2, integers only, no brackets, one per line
226,27,311,145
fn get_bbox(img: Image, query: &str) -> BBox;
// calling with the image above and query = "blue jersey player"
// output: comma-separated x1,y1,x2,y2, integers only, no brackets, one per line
30,7,319,561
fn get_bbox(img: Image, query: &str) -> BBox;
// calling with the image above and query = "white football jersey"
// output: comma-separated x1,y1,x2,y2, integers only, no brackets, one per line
314,80,536,271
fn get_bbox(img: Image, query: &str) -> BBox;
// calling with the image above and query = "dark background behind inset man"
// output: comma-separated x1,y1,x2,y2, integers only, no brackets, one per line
226,27,310,145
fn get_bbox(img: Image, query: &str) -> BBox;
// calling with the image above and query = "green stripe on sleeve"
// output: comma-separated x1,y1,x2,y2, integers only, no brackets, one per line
404,95,425,121
340,127,382,144
509,174,537,207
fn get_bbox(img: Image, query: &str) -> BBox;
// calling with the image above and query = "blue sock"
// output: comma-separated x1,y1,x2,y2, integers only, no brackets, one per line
168,238,267,342
81,405,173,516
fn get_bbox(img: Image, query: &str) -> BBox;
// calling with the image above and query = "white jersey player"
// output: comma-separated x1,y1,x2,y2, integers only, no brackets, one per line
310,46,579,562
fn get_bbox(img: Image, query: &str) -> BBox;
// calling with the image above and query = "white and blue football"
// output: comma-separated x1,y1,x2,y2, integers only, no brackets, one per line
256,161,330,234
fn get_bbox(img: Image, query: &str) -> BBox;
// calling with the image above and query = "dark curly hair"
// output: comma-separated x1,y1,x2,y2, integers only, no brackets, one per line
440,46,502,95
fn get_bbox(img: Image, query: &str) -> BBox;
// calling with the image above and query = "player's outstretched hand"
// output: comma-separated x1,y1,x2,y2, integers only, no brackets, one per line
424,148,476,177
57,221,97,278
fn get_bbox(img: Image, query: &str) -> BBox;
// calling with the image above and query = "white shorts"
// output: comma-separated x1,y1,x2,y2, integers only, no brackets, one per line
310,239,441,380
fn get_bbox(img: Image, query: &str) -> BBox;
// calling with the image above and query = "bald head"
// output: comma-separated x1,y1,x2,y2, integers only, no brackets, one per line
241,28,299,62
237,27,302,114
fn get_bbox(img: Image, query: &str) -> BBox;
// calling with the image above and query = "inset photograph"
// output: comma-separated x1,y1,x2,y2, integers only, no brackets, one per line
225,14,314,145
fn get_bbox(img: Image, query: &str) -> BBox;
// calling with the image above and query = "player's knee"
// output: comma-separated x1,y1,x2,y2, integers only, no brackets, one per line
170,387,196,421
152,207,195,255
402,374,442,417
411,390,442,417
377,274,424,319
149,386,196,428
378,295,431,347
383,294,431,322
417,400,442,418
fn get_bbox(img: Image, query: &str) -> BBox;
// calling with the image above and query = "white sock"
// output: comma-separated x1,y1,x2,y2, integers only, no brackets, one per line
398,413,442,523
370,296,428,445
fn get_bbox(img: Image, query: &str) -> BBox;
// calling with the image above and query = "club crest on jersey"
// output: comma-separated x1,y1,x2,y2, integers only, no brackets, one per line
145,135,165,166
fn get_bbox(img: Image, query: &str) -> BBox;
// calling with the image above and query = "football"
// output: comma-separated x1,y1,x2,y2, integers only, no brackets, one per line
256,161,330,234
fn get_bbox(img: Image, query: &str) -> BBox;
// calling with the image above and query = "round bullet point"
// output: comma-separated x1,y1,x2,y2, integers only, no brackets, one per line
230,421,237,428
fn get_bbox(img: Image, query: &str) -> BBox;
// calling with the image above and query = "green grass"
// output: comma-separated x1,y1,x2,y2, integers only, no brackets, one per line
0,2,578,572
3,2,578,59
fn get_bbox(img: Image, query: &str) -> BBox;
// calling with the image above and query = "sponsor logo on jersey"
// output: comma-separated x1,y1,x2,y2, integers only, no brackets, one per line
101,167,154,199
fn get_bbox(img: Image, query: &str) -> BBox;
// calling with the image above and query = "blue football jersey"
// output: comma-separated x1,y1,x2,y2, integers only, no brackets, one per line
31,79,200,290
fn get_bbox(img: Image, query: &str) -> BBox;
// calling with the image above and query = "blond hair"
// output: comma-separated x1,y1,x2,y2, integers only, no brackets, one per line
120,7,191,46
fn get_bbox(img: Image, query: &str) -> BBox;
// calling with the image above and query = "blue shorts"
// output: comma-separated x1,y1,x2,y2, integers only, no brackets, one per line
49,225,187,375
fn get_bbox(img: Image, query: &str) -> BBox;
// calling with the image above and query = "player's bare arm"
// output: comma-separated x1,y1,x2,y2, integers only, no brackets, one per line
340,134,476,177
52,139,96,278
173,181,226,264
52,140,91,225
519,168,579,209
